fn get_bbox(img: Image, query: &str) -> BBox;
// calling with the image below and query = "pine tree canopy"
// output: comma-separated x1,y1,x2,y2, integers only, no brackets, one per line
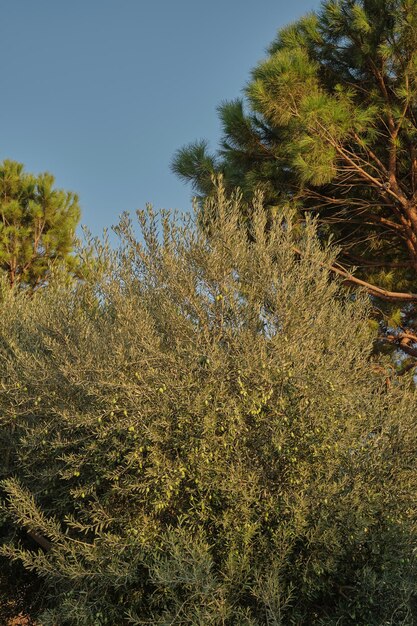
0,159,80,290
173,0,417,365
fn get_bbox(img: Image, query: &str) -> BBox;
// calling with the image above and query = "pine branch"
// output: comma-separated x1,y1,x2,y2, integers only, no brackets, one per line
293,245,417,302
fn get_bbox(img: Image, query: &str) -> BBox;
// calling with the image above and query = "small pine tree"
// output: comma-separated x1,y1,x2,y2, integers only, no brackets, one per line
0,159,80,290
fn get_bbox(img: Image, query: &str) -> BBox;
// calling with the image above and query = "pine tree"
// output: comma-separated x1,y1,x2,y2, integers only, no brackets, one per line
173,0,417,367
0,160,80,290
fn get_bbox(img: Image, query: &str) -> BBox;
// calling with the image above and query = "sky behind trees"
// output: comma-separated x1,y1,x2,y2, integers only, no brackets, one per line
1,0,319,236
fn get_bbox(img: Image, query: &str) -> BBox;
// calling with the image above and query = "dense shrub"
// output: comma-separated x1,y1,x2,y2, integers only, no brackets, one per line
0,188,416,625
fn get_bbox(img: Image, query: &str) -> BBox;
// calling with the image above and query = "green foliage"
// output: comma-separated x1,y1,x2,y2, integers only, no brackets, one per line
0,189,416,624
172,0,417,356
0,159,80,290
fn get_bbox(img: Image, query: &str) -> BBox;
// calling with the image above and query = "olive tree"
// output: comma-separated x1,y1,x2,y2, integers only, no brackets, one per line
0,188,416,625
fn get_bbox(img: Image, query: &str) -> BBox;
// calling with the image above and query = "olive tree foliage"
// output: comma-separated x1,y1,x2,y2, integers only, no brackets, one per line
0,188,416,625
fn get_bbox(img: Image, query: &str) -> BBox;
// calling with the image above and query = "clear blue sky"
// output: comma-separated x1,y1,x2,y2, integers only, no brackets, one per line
1,0,320,236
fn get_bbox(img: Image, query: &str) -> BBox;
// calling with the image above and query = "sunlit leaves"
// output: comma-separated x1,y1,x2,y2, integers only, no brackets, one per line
0,160,80,290
0,189,416,624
